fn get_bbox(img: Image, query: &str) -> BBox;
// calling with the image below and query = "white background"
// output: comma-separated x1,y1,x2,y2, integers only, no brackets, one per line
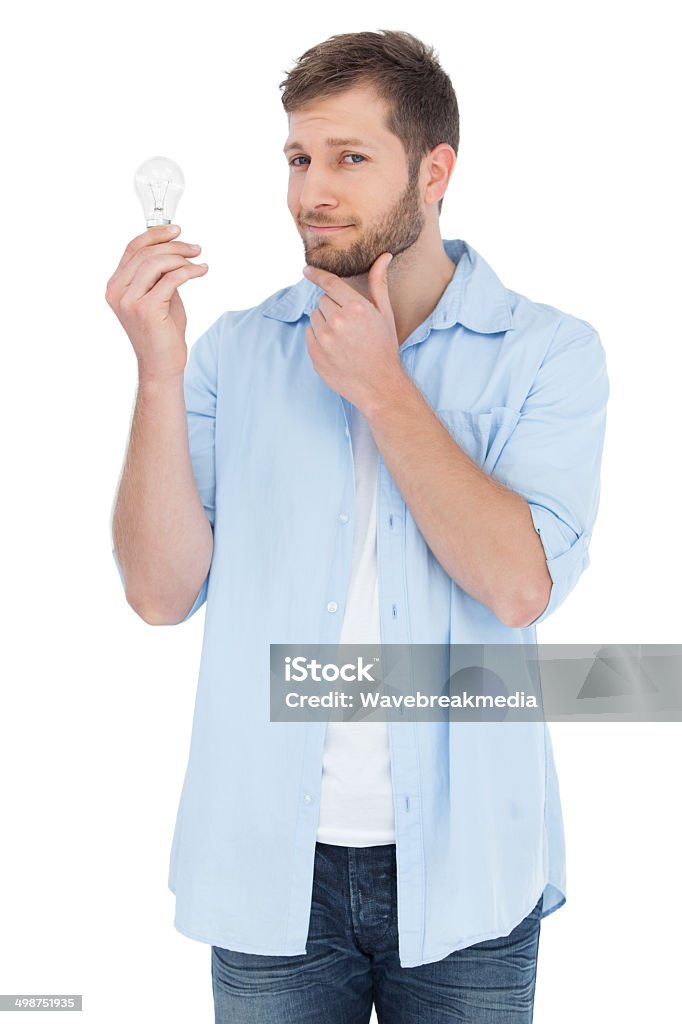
1,1,680,1021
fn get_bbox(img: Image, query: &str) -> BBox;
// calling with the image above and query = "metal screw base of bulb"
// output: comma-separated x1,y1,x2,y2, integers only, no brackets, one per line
146,217,172,227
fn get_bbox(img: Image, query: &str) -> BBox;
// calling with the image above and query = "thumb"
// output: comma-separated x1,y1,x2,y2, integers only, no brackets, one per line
367,252,394,320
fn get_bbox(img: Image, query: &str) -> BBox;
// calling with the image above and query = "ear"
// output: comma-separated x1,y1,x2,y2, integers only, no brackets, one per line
422,143,457,208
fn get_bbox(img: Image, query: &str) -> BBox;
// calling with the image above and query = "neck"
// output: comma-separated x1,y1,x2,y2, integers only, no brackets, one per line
345,225,457,345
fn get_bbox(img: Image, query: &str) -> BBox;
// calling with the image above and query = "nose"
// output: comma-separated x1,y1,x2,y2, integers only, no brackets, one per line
298,161,340,214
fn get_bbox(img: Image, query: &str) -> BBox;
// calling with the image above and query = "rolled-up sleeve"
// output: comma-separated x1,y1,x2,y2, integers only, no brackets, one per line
493,323,609,625
111,317,221,623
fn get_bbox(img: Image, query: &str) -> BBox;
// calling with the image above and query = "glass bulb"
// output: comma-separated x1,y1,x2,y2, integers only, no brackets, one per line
134,156,185,227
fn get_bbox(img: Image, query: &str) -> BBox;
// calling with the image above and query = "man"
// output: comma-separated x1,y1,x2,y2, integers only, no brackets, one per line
108,29,608,1024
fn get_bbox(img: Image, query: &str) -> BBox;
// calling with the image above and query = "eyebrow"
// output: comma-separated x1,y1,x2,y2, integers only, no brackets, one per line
282,136,372,154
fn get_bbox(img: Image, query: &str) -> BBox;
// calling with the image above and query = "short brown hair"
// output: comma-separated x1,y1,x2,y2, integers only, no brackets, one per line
279,29,459,213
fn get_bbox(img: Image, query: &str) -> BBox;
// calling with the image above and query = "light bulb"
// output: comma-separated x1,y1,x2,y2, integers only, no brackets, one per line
134,156,185,227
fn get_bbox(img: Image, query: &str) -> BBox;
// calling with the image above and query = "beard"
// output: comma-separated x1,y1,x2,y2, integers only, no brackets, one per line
299,172,424,278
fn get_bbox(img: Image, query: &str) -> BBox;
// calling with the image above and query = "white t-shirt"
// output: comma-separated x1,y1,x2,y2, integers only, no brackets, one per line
315,405,396,846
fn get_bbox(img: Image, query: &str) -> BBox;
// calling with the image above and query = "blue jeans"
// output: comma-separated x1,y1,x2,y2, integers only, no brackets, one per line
212,841,542,1023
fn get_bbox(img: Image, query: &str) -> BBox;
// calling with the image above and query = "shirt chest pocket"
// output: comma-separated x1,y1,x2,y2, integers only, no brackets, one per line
436,406,521,473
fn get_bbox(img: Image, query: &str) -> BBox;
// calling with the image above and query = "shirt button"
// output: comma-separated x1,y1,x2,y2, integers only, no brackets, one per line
327,601,338,613
338,512,349,523
303,793,313,804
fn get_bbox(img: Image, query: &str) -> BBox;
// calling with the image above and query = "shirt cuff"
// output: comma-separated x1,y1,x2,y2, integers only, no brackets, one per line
527,503,591,625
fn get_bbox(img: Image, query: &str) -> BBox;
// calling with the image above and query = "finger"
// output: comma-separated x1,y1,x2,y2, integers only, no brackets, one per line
115,223,182,275
317,294,339,322
125,254,206,302
304,324,318,357
145,262,209,305
367,253,394,318
118,241,202,290
302,264,357,306
309,307,326,340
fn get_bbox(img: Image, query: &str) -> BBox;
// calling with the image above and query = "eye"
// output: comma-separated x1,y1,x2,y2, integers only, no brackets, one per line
289,156,310,167
342,154,365,165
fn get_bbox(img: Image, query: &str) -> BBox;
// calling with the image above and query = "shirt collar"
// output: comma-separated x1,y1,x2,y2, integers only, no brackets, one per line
261,238,513,335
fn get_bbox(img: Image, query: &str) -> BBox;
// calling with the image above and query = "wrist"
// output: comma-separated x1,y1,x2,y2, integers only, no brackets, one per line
362,361,414,424
137,368,186,393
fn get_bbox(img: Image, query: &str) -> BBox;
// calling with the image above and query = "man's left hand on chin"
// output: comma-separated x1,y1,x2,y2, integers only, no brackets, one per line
302,252,405,412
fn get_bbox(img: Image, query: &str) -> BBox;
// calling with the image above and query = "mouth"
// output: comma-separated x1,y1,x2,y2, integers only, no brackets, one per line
304,224,353,234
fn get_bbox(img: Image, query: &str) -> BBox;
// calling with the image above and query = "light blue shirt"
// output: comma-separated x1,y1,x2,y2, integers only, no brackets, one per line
112,238,608,967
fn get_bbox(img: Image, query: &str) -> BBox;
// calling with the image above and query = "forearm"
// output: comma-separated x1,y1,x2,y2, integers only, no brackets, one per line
112,373,213,624
364,370,551,628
